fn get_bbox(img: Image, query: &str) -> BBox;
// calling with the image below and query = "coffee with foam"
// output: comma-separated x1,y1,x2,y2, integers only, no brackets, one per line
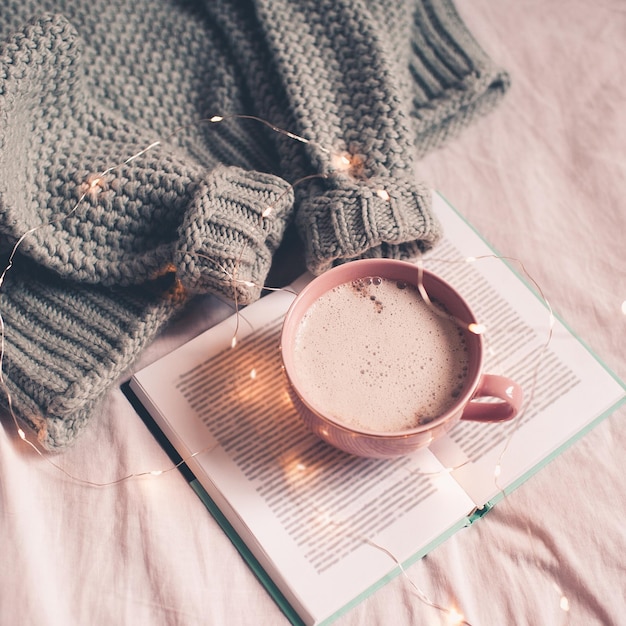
292,276,470,433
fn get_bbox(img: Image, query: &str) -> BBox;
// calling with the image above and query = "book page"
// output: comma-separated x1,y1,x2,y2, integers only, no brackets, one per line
130,284,477,625
425,194,625,505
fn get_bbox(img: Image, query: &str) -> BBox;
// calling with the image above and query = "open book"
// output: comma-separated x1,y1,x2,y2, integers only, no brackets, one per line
125,193,626,626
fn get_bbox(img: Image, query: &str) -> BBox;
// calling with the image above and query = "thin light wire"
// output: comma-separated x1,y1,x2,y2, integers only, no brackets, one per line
414,253,566,618
0,113,338,483
318,511,474,625
0,112,567,622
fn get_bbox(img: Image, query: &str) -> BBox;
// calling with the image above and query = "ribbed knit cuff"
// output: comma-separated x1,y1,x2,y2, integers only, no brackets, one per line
174,166,294,304
408,0,511,156
235,0,507,272
0,264,181,450
296,177,441,275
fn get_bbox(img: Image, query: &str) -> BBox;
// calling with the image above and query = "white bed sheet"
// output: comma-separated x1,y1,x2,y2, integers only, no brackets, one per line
1,1,625,625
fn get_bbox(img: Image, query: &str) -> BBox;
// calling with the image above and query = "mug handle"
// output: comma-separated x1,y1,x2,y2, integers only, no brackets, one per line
460,374,523,423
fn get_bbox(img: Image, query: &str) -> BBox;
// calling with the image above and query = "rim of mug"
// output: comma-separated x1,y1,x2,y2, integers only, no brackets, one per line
280,258,485,439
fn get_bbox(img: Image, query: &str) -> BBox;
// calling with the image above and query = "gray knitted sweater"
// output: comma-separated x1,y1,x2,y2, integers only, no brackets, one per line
0,0,509,449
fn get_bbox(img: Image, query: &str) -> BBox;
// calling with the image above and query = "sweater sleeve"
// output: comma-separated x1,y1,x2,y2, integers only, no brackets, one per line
204,0,509,273
0,13,293,305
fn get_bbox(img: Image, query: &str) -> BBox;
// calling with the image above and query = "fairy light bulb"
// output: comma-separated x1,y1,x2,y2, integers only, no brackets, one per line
468,322,486,335
446,608,465,625
376,188,390,201
83,174,105,200
550,582,570,613
332,152,353,172
621,300,626,315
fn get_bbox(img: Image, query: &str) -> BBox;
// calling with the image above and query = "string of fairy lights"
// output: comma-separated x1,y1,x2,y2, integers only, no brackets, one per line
0,113,571,625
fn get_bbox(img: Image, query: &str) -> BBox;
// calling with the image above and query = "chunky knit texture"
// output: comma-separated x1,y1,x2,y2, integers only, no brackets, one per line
0,0,509,449
206,0,510,271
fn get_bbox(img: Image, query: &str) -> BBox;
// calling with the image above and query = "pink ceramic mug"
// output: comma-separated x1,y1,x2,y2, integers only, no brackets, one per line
281,258,522,458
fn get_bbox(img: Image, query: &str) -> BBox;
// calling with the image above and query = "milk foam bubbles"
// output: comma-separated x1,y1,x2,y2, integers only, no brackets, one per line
292,277,470,433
